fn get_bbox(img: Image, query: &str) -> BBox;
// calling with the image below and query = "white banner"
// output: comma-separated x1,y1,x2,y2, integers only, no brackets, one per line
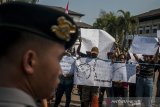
74,58,137,86
60,56,75,76
74,58,113,87
112,63,127,82
94,60,113,87
128,74,136,83
80,28,115,59
74,58,96,86
126,64,136,82
129,36,158,55
112,63,136,83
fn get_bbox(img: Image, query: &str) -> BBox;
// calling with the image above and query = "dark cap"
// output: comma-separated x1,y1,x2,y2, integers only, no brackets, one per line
0,2,78,49
91,47,99,54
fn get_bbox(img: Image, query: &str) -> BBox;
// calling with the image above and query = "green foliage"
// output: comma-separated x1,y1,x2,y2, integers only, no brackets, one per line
93,11,117,38
93,10,138,51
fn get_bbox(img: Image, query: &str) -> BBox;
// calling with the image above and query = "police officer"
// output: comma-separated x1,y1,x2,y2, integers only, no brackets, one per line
0,2,78,107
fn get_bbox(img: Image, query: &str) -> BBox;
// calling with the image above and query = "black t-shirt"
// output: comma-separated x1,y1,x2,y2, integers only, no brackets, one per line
138,59,155,78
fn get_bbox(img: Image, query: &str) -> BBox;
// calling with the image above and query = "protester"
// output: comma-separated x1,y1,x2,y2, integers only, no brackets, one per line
54,51,76,107
154,56,160,106
98,52,114,107
119,54,129,98
0,2,78,107
107,52,117,63
111,45,128,98
156,62,160,97
76,39,91,107
79,47,99,107
112,53,129,107
129,64,140,97
133,49,159,107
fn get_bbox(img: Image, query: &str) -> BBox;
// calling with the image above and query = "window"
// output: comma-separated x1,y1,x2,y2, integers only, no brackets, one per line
139,30,143,34
153,29,157,33
146,29,149,34
152,25,157,33
139,26,143,34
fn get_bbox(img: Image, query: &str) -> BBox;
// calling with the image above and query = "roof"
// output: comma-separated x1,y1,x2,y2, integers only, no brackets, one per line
76,22,92,28
136,8,160,19
49,6,84,17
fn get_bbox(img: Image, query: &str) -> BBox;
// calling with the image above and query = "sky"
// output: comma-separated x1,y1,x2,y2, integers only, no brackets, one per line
38,0,160,25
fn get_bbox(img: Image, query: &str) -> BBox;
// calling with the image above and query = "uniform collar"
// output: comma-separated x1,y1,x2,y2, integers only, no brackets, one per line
0,87,37,107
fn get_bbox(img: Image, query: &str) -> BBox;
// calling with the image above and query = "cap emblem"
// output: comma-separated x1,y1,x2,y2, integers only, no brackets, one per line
51,16,76,41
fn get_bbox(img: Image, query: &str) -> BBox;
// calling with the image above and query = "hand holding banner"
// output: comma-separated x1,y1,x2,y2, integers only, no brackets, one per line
80,28,115,59
129,36,158,55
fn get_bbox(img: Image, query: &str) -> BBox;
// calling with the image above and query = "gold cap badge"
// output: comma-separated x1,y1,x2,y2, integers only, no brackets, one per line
51,16,76,42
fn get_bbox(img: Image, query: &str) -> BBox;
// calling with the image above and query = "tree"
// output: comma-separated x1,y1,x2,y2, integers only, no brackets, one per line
117,10,137,51
93,10,137,51
93,11,118,39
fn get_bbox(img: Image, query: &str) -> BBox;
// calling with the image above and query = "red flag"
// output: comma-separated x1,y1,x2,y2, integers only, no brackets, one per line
65,0,69,14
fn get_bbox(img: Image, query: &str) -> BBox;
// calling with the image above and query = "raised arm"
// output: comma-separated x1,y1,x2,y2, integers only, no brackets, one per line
76,38,82,56
153,48,159,63
133,53,139,62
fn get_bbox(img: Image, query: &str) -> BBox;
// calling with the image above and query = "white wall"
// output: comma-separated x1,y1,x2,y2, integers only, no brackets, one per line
70,15,82,22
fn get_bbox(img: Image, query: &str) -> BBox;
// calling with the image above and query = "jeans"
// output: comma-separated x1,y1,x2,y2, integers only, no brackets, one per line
157,80,160,97
136,76,153,107
154,80,160,107
54,82,73,107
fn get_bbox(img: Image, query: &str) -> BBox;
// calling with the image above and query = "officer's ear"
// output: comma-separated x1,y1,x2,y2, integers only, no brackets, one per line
22,50,37,74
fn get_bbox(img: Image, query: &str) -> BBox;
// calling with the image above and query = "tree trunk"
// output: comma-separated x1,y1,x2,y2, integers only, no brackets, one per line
122,32,127,52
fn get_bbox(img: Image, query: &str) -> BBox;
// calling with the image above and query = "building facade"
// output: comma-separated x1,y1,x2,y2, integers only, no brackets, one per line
136,8,160,37
126,8,160,48
49,6,92,29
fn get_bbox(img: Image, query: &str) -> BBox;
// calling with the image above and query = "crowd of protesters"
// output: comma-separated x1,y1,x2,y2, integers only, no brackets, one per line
40,40,160,107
